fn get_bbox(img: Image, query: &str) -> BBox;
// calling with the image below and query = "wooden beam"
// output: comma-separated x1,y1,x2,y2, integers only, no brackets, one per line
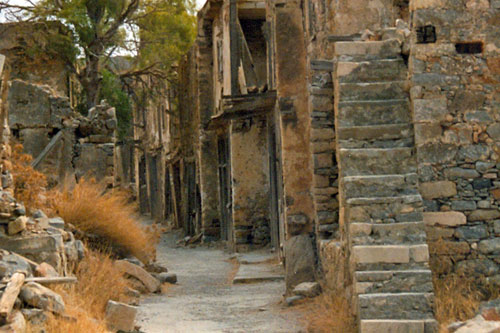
0,276,77,286
0,273,25,322
31,131,64,169
222,91,276,118
229,0,240,95
237,19,259,93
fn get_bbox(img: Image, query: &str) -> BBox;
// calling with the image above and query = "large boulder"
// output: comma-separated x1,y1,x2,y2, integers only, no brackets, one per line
284,234,316,292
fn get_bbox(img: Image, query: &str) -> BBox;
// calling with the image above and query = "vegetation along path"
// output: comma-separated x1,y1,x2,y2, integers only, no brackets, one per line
137,231,304,333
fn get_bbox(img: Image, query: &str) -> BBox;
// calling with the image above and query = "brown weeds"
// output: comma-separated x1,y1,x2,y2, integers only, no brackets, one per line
298,290,356,333
433,273,500,331
50,178,157,263
10,143,48,213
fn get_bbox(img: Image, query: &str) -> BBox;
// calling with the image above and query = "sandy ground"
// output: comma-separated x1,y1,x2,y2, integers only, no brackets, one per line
137,231,305,333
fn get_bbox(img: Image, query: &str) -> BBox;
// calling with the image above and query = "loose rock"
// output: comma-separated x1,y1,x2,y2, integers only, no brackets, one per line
20,282,65,314
105,300,137,332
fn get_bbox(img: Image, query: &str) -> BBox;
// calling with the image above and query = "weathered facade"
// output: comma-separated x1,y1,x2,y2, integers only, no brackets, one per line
176,0,500,331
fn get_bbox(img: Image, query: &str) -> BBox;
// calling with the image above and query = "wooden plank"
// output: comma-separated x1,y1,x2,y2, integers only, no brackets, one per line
221,91,276,114
0,273,25,321
236,19,259,93
229,0,240,95
0,276,77,286
31,131,64,169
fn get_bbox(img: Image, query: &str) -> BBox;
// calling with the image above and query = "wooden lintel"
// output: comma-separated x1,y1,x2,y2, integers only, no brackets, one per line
222,91,276,112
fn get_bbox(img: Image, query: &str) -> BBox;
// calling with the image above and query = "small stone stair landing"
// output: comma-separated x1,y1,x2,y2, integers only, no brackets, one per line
333,39,438,332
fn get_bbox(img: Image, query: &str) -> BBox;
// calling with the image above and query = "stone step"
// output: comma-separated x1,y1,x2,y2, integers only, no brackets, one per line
337,99,411,127
352,244,429,266
343,174,419,199
338,124,413,142
338,81,406,101
346,194,423,206
337,59,407,83
334,39,401,60
358,292,435,320
340,148,416,177
354,270,433,294
360,319,438,333
350,222,427,246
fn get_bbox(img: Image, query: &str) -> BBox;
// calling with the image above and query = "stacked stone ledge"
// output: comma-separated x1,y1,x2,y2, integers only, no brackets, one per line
333,39,437,332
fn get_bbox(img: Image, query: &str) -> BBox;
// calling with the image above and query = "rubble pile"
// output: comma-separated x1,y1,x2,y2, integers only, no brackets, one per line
0,188,173,332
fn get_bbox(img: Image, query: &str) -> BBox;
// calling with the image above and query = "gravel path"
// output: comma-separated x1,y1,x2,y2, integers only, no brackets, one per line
137,231,304,333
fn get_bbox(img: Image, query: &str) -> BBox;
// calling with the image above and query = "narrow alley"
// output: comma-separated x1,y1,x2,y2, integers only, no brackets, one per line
137,232,304,333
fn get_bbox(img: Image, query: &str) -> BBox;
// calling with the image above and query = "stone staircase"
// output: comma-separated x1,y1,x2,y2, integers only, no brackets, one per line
333,39,438,332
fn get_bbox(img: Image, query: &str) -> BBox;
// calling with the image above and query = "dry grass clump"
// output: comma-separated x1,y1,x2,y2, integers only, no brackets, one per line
29,250,131,333
298,290,356,333
50,178,157,263
433,273,500,331
10,143,48,212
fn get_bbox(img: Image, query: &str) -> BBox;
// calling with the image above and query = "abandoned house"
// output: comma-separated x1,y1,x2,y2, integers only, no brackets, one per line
167,0,500,331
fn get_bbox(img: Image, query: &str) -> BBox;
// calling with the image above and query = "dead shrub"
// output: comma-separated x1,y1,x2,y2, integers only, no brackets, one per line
298,290,356,333
433,273,500,331
50,178,157,263
10,143,48,213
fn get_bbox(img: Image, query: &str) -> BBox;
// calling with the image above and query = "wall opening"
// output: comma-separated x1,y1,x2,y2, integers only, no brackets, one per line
455,42,483,54
416,25,436,44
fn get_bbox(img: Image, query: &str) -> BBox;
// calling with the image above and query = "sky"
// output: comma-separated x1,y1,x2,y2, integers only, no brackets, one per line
196,0,207,10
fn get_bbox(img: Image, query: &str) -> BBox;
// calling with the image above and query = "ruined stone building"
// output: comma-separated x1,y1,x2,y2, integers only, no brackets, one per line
1,22,118,188
175,0,500,331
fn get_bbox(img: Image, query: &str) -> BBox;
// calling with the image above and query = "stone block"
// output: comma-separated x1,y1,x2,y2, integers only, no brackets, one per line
423,212,466,226
413,99,448,123
410,245,430,263
353,245,410,264
35,262,59,278
293,282,321,298
20,282,65,314
360,319,424,333
455,225,488,241
8,216,27,235
158,272,177,284
105,300,137,332
478,238,500,254
451,200,477,211
8,80,51,128
487,123,500,140
420,181,456,200
456,259,499,276
445,168,480,179
414,123,442,145
284,234,315,291
469,210,500,221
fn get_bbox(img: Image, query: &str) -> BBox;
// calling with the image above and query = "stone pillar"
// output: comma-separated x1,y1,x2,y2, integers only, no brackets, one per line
272,1,316,291
196,19,221,240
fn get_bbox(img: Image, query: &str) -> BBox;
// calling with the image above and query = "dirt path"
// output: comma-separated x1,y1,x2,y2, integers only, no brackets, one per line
137,231,304,333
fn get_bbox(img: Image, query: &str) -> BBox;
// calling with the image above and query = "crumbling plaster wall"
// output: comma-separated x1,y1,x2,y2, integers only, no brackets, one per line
230,116,271,248
410,0,500,280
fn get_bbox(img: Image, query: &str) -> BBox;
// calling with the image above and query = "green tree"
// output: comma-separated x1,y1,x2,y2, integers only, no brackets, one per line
0,0,196,111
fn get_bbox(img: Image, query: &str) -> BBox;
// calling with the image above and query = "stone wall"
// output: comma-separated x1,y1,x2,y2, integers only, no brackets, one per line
8,80,116,187
410,0,500,280
0,22,70,96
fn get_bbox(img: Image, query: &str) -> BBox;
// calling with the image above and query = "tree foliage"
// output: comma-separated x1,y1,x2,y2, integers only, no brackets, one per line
0,0,196,116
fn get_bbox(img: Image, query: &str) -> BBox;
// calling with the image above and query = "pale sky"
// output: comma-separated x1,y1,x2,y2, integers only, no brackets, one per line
196,0,207,10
